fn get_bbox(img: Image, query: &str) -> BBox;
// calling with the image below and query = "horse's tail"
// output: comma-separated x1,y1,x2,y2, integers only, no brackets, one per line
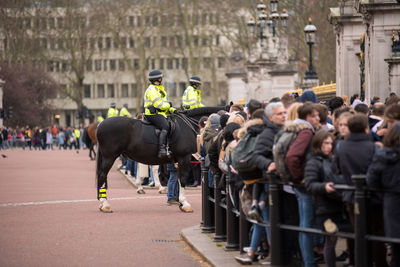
82,127,92,148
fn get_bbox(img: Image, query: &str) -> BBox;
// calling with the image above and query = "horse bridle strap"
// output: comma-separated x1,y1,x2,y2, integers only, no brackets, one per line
174,114,198,135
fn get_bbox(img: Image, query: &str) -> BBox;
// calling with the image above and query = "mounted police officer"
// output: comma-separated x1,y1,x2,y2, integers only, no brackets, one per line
119,103,132,118
182,76,204,110
107,102,119,118
143,70,176,158
97,112,104,123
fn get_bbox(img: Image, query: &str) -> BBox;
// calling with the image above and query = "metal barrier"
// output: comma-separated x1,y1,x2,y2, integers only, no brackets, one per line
200,158,400,267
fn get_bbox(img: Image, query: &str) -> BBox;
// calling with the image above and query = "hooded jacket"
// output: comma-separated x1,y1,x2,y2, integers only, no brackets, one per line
367,147,400,238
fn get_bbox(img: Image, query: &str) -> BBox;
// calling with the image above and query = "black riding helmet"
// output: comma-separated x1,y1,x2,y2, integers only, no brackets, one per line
149,70,163,84
189,76,201,87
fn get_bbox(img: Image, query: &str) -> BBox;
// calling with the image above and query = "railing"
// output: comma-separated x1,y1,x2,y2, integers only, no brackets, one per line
200,158,400,267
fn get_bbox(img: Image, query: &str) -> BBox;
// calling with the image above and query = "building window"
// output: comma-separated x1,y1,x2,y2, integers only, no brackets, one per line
95,59,101,71
57,17,63,28
98,37,103,49
202,13,207,25
114,38,119,48
54,61,60,72
90,38,95,49
86,60,92,72
61,62,68,72
119,60,125,71
169,36,175,47
159,58,164,69
167,58,173,69
97,84,105,98
203,57,211,68
129,38,134,48
134,59,139,69
209,13,214,25
50,39,56,50
145,37,151,48
84,84,91,98
193,35,199,47
202,37,208,46
179,82,186,96
107,84,115,98
151,59,155,69
145,16,151,26
129,16,134,26
106,37,111,49
167,82,177,97
215,35,220,46
103,60,108,71
218,57,225,68
131,83,137,97
49,17,55,29
175,58,179,69
161,36,167,47
47,61,54,72
176,35,182,47
110,59,116,71
182,58,188,69
152,14,159,26
137,16,141,27
59,84,67,98
121,84,129,98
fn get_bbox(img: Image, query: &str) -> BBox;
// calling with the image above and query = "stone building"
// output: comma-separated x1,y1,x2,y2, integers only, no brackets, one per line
330,0,400,101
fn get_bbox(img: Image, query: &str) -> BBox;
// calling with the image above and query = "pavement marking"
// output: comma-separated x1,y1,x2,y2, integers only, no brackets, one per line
0,194,201,207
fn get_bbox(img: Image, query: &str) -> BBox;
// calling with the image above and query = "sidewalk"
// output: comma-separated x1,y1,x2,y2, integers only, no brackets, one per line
181,224,347,267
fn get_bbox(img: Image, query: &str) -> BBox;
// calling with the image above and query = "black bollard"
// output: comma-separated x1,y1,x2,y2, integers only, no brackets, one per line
201,159,214,233
214,174,227,241
239,201,250,253
352,174,368,267
269,172,285,266
225,182,239,251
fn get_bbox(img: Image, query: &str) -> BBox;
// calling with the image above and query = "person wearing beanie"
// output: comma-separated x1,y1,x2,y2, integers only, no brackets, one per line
209,113,221,130
299,89,318,103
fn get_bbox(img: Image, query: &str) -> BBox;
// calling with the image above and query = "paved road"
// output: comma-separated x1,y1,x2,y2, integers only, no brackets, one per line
0,149,203,267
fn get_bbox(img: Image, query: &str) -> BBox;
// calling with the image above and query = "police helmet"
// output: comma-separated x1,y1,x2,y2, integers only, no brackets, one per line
110,102,116,108
148,70,163,83
189,76,201,86
123,103,128,108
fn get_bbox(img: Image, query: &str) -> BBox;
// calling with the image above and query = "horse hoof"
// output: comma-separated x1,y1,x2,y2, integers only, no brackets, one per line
99,200,112,213
179,204,193,213
158,187,167,194
137,189,145,194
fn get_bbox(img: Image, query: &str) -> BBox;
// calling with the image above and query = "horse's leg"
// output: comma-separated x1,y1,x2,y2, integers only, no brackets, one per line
177,155,193,213
151,165,166,194
135,163,147,194
97,150,117,213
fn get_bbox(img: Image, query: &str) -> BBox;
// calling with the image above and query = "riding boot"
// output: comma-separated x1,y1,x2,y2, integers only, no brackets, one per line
158,129,168,158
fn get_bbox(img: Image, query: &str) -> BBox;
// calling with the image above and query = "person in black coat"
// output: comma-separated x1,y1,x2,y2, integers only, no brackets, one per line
305,131,344,267
367,122,400,267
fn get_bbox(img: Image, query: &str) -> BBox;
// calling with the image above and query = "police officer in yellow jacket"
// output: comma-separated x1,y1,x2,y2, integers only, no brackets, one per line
107,103,119,118
144,70,176,158
182,76,204,110
119,103,132,117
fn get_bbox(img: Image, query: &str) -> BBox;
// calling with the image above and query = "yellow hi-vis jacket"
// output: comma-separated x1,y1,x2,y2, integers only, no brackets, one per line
97,116,104,123
119,107,132,118
182,86,204,110
144,84,176,118
74,128,81,138
107,107,119,118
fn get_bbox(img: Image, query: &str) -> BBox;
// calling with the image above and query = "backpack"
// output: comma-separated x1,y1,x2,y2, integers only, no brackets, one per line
231,131,261,173
272,130,298,182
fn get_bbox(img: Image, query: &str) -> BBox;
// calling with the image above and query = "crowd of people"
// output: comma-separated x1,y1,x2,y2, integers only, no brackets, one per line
196,91,399,267
0,125,85,151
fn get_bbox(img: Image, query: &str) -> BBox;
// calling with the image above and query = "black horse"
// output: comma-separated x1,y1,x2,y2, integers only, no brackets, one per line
95,106,226,212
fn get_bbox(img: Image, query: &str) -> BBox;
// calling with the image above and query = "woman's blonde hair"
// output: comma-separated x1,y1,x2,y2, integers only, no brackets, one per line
286,102,303,121
227,114,245,126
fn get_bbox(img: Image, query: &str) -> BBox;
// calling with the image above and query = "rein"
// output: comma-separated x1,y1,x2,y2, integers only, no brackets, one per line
173,113,198,135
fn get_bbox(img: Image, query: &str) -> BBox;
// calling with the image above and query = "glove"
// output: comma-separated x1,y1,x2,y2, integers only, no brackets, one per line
173,109,179,114
148,105,156,114
169,102,173,107
183,105,190,110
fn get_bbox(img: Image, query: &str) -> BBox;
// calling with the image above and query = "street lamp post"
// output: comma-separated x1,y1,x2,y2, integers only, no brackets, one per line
304,18,318,80
247,0,288,46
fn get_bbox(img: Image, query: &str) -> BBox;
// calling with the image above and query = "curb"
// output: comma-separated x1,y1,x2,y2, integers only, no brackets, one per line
180,225,244,267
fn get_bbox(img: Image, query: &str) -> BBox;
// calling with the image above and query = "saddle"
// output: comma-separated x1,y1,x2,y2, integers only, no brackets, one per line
140,117,180,145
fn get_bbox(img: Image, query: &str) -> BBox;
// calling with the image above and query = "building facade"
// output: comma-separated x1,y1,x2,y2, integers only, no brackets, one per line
330,0,400,101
